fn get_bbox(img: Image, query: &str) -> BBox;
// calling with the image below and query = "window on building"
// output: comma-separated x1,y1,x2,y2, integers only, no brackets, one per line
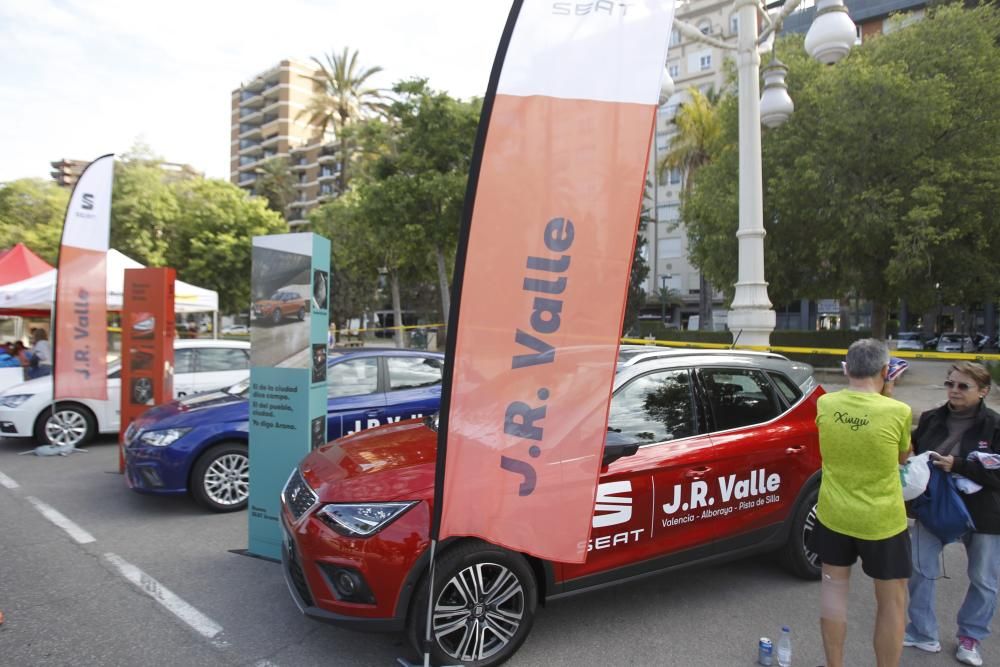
658,168,669,186
700,54,712,71
668,64,679,79
730,15,739,35
658,237,683,258
670,28,681,46
669,168,682,185
659,204,680,222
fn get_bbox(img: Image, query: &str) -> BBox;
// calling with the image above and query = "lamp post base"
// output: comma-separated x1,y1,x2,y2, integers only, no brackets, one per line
727,307,775,348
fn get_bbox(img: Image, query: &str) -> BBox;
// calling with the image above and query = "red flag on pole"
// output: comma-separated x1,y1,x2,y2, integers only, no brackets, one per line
54,154,114,400
436,1,677,563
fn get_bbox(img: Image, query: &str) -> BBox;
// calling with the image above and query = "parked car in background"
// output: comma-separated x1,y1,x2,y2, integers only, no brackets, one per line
253,290,306,324
123,348,444,512
895,331,924,351
936,333,974,353
222,324,250,335
0,339,250,449
280,346,822,666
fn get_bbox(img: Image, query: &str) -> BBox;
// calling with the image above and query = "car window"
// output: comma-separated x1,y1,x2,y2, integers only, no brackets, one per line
197,348,250,373
767,371,802,405
175,348,195,374
608,369,695,444
328,358,379,398
387,356,443,391
700,368,781,431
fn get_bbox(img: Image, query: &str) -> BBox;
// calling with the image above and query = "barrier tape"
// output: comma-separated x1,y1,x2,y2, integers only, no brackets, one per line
620,337,1000,362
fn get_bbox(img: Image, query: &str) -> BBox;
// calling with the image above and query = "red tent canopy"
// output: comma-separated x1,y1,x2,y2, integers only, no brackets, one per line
0,244,54,287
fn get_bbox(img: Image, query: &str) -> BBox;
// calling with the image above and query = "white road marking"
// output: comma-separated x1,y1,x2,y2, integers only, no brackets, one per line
104,552,224,641
0,469,19,488
27,496,95,544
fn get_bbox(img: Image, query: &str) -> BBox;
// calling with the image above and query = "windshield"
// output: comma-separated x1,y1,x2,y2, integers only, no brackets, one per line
898,333,921,341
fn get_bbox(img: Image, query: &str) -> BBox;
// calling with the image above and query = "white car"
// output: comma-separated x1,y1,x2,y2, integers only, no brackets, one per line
895,331,925,351
936,333,974,353
0,339,250,448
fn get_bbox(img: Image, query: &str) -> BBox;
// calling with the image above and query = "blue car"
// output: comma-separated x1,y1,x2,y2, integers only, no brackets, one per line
124,348,444,512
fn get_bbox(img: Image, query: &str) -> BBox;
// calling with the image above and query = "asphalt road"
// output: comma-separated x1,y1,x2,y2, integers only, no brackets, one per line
1,360,996,666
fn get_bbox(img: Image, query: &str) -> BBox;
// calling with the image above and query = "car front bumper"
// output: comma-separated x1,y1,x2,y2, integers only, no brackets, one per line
0,394,49,438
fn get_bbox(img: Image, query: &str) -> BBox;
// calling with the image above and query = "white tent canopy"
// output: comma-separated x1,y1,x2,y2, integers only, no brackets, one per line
0,249,218,313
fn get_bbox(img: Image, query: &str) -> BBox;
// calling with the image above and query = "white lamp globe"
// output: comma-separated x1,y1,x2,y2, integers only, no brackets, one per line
805,0,857,65
760,60,794,128
659,68,675,105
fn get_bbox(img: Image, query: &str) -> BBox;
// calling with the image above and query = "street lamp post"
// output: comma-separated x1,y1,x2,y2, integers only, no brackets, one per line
668,0,857,347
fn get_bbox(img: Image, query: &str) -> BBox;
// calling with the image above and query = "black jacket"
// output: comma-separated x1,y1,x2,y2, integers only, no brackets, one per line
912,402,1000,534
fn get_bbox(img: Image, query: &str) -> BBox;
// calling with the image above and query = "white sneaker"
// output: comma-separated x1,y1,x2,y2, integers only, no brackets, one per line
956,636,983,666
903,634,941,653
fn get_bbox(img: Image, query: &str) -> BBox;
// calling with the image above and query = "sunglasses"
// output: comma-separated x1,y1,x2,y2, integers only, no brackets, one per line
944,380,976,391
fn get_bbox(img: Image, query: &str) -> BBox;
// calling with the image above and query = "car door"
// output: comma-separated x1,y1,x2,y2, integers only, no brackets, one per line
192,347,250,393
562,367,716,581
325,356,386,439
382,355,443,425
172,348,197,397
697,367,807,549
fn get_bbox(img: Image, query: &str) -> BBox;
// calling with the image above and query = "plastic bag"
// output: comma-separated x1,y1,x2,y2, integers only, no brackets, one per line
900,452,932,501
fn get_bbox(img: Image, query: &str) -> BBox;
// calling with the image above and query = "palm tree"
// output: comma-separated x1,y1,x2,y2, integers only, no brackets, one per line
253,157,296,221
660,87,722,331
299,47,387,193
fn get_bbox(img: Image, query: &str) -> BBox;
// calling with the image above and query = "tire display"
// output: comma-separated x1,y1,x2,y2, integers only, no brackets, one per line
409,540,537,667
191,442,250,512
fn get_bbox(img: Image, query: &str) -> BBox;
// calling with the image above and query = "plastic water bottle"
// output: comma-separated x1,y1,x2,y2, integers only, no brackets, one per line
776,626,792,667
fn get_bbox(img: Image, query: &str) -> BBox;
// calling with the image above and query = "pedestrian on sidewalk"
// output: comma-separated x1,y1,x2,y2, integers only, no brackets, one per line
810,338,912,667
904,361,1000,667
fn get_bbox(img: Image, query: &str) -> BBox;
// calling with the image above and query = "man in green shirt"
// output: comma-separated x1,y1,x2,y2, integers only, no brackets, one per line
810,338,912,667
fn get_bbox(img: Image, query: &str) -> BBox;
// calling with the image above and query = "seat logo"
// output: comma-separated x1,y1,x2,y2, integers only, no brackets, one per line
592,480,632,527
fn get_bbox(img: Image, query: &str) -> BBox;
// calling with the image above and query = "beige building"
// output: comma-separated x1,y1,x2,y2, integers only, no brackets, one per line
51,158,199,188
646,0,735,328
230,59,338,227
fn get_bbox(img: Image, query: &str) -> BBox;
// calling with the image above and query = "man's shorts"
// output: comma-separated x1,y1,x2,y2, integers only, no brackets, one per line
808,519,912,580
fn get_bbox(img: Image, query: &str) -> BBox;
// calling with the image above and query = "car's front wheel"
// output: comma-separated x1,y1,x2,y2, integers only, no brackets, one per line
408,539,537,667
190,442,249,512
271,308,282,325
36,403,95,448
780,486,821,580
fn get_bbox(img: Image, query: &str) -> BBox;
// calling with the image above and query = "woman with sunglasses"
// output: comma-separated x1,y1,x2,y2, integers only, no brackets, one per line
905,361,1000,666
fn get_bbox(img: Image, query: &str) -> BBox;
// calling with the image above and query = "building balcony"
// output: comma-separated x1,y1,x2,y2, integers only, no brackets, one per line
239,124,261,140
317,153,339,165
317,170,338,182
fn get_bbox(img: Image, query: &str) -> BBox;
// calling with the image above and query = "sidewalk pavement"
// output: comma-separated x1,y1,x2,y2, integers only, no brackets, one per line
814,358,1000,423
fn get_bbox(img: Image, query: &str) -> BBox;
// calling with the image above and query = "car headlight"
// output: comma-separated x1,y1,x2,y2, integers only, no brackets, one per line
138,428,191,447
316,502,416,537
0,394,33,408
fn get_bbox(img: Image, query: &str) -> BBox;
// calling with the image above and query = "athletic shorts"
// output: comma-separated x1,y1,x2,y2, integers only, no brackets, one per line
808,519,912,580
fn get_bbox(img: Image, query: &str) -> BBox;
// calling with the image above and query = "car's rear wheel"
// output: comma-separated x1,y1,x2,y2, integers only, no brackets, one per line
780,486,821,580
191,442,249,512
35,403,95,448
271,308,282,325
408,539,537,667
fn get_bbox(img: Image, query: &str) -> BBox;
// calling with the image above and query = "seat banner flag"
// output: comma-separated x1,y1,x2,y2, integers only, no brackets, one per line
436,1,676,563
54,154,114,400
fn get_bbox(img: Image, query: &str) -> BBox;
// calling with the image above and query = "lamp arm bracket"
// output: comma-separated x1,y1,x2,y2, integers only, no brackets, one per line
758,0,808,44
672,19,736,52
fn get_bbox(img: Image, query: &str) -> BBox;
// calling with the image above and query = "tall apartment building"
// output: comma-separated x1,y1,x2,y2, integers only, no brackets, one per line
647,0,927,330
230,59,339,227
51,157,199,188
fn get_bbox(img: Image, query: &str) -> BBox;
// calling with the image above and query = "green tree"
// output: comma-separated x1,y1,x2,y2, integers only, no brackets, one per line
300,47,387,193
167,180,286,314
110,160,180,266
685,3,1000,339
0,179,68,263
252,157,296,221
660,87,723,330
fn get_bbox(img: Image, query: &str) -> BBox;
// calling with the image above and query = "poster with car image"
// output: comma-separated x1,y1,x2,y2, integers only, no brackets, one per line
118,268,175,472
248,233,330,560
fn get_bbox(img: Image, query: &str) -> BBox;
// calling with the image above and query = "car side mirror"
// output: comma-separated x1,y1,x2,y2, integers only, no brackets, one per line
603,430,640,467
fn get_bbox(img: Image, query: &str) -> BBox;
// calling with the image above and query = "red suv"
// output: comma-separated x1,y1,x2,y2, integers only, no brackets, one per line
280,347,824,666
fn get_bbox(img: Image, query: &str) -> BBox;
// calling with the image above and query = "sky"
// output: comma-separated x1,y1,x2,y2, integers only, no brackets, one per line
0,0,513,183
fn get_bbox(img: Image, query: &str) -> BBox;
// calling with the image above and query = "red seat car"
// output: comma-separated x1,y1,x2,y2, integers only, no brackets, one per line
280,347,824,666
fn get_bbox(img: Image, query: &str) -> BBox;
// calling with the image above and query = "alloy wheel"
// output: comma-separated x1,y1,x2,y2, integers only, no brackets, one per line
433,561,525,663
45,410,89,447
203,452,249,507
801,503,820,569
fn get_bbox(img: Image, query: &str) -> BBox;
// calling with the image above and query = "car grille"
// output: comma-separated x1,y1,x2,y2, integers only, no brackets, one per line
282,468,318,522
